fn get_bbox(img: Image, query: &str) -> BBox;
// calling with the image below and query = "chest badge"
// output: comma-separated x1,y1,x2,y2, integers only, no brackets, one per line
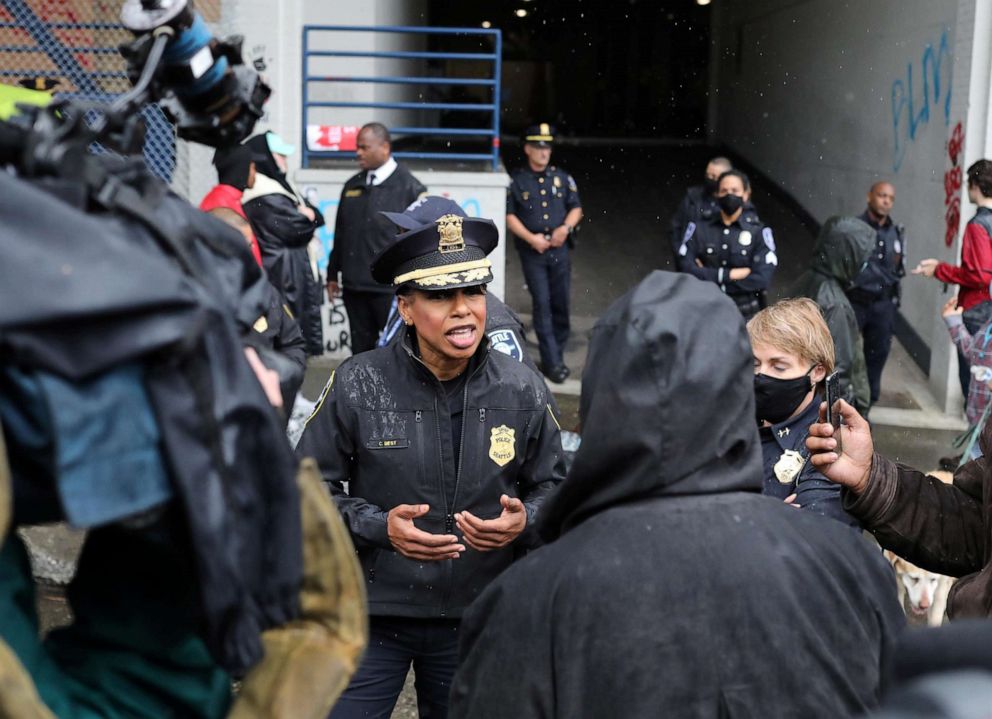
522,191,530,201
737,230,752,246
253,315,269,333
773,449,805,484
553,175,562,188
489,425,516,467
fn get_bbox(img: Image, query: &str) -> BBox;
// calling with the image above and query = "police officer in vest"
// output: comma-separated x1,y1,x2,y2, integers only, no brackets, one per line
846,181,905,406
677,169,777,320
669,156,732,265
506,124,583,383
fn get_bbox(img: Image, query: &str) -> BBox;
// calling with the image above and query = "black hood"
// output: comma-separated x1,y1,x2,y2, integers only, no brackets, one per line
245,133,294,195
538,271,762,541
810,216,875,284
213,144,253,190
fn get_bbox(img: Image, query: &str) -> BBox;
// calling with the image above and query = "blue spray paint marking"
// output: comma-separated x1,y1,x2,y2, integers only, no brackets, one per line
891,28,953,172
315,196,483,274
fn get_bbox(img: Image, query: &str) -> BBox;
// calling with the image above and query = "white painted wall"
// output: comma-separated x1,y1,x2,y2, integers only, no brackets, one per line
709,0,987,411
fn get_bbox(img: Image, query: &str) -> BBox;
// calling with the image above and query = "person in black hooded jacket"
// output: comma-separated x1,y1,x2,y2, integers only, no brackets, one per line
242,131,325,355
449,270,905,719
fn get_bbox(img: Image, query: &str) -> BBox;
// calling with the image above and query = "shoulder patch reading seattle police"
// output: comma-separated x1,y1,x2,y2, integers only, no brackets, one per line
488,328,524,362
567,174,578,192
489,425,516,467
678,221,696,257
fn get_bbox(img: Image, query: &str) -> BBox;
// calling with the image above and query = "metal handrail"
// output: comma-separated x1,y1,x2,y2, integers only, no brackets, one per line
301,24,502,169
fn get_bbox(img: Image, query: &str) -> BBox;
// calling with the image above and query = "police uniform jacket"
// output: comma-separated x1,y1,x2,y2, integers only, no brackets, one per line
507,165,581,243
848,211,905,301
296,330,565,619
328,165,426,293
759,398,859,527
669,185,719,255
677,209,777,299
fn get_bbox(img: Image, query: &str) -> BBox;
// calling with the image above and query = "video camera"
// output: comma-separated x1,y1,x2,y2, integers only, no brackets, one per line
1,0,269,179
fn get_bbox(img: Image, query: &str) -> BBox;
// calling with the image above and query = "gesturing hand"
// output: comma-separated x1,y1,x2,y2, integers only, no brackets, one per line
387,504,464,561
455,495,527,552
912,258,939,278
805,399,873,496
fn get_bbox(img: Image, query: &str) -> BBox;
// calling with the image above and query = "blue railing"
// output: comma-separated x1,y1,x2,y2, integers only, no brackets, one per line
301,25,502,170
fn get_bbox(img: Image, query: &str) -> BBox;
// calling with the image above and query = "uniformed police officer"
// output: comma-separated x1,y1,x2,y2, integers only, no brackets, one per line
846,181,905,405
506,124,583,383
677,169,777,320
669,156,732,264
298,206,565,718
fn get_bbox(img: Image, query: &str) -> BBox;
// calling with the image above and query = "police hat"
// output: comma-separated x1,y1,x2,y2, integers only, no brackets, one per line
372,200,498,290
523,123,555,147
381,195,465,231
17,77,59,92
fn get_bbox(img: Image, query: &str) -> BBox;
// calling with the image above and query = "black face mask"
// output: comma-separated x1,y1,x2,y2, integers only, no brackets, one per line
718,193,744,215
754,368,814,424
703,177,719,196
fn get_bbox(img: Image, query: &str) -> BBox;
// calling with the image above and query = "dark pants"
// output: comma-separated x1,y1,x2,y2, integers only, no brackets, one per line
851,295,898,404
343,290,393,356
329,616,460,719
516,241,571,369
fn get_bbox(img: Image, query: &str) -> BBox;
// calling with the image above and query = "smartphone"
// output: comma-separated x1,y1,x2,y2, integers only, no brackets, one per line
823,371,843,452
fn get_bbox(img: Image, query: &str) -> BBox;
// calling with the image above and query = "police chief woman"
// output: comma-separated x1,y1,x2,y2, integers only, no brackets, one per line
297,208,565,719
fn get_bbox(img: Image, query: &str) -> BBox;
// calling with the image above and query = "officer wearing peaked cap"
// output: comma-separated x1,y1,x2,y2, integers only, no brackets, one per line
506,123,583,383
297,202,565,718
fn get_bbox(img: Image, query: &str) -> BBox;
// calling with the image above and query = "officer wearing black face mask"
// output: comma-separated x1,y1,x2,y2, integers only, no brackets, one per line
677,170,777,320
668,157,732,265
749,299,860,528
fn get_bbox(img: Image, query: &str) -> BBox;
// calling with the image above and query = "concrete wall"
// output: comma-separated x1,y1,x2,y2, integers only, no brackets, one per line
709,0,981,411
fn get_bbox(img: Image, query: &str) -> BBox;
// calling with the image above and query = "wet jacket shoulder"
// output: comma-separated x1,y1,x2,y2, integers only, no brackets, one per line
843,451,990,618
296,335,564,618
797,216,874,414
328,164,427,291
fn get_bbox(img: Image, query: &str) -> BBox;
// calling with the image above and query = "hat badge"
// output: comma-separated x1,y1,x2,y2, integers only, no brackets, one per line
436,214,466,253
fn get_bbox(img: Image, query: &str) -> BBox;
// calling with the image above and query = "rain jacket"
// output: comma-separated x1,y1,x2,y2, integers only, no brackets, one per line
843,420,992,620
0,165,302,675
242,135,325,355
296,329,565,619
795,216,874,414
450,271,904,718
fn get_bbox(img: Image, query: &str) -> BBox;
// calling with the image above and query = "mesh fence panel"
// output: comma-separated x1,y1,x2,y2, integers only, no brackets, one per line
0,0,223,184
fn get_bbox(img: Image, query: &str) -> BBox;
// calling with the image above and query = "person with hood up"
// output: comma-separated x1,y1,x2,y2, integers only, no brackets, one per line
449,270,904,719
795,215,875,415
199,143,262,266
243,131,325,356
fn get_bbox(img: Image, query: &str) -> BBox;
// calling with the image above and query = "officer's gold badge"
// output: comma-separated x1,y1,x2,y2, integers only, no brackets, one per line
553,175,561,188
436,214,465,253
489,425,516,467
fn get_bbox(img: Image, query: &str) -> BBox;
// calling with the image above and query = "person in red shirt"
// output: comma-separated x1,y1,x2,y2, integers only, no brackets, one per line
199,144,262,266
915,159,992,400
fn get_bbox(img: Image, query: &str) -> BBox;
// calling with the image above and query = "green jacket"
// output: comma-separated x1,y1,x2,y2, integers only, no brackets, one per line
795,216,874,415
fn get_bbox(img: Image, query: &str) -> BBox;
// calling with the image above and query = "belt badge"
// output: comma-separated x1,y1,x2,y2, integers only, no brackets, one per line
489,424,516,467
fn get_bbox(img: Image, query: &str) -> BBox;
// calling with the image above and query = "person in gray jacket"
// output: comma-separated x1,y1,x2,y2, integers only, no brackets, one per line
297,207,564,719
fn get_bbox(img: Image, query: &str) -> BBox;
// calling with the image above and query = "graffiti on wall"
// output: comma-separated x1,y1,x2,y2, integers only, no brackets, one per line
891,28,953,172
944,121,964,247
324,298,351,355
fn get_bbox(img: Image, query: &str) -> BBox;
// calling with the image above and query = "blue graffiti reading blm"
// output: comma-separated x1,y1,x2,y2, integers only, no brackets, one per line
891,28,952,172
